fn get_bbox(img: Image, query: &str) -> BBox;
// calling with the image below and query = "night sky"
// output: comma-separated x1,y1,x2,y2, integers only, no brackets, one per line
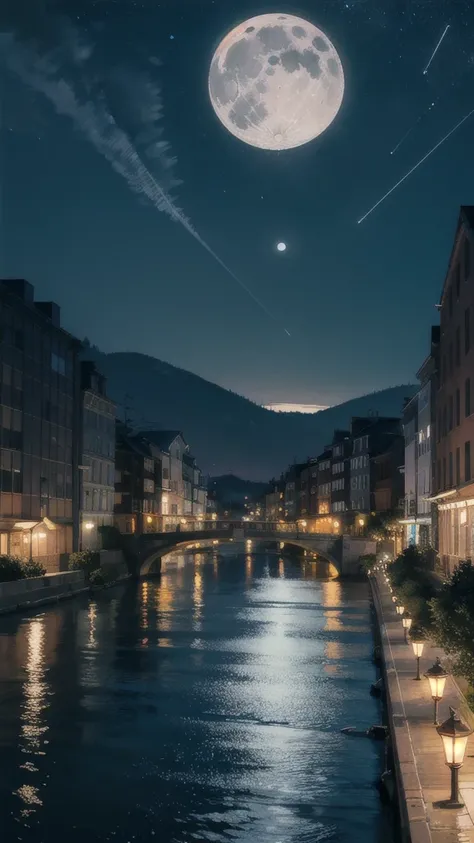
1,0,474,408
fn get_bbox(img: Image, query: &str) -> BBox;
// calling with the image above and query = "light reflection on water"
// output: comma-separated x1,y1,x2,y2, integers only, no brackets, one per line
0,549,393,843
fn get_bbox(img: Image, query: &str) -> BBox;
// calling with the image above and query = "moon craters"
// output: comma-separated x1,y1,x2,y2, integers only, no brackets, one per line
312,36,329,51
281,49,322,79
292,26,306,38
258,26,291,52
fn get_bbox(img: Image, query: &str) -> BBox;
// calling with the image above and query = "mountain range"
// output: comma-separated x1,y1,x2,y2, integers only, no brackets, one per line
83,346,416,481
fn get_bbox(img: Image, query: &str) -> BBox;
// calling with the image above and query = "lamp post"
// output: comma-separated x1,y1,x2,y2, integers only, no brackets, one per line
436,707,473,808
411,637,425,680
401,612,412,643
396,604,405,616
392,595,398,604
425,658,449,726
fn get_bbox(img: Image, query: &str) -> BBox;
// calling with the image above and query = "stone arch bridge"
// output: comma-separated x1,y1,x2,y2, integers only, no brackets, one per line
120,522,372,578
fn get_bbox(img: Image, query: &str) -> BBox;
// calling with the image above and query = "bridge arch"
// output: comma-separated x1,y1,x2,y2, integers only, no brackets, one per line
137,531,341,577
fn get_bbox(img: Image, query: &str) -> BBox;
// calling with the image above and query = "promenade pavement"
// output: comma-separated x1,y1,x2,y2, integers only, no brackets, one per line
374,572,474,843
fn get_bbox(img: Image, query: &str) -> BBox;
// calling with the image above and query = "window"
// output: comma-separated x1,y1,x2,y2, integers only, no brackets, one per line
465,441,471,483
456,388,461,426
456,447,461,485
456,326,461,366
466,378,471,418
449,452,453,487
51,352,66,375
465,308,471,354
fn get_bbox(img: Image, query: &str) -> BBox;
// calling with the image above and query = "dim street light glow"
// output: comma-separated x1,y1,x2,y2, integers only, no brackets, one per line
277,242,287,252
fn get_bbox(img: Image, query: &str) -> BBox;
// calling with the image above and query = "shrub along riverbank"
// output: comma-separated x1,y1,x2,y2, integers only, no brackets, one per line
385,547,474,705
0,555,46,582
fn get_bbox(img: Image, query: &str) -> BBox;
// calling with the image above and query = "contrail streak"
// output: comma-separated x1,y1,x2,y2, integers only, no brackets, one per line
1,32,290,337
390,124,416,156
423,24,450,75
358,106,474,224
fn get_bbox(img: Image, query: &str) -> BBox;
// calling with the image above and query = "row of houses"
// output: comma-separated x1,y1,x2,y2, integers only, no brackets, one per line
262,414,405,536
261,206,474,577
0,278,208,572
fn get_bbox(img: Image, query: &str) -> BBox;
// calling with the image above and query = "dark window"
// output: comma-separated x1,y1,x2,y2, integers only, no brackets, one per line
456,447,461,485
455,264,461,299
437,409,442,441
466,377,471,417
14,330,23,351
449,343,453,373
443,457,447,489
449,452,453,487
465,308,471,354
448,395,453,430
465,441,471,482
456,388,461,426
465,237,471,281
51,352,66,376
456,327,461,366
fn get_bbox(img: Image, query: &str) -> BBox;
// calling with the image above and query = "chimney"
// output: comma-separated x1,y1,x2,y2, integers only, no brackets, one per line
1,278,34,303
35,301,61,327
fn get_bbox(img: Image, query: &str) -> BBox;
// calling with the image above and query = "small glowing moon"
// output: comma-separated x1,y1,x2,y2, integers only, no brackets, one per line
208,13,344,151
277,242,287,252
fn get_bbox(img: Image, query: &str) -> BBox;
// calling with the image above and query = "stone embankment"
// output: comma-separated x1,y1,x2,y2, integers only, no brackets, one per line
371,572,474,843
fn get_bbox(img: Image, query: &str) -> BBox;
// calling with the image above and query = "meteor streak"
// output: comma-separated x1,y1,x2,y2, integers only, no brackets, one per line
358,106,474,224
423,24,450,75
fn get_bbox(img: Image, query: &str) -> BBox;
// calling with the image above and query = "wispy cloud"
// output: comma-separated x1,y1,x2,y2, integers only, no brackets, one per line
0,23,290,336
0,27,189,224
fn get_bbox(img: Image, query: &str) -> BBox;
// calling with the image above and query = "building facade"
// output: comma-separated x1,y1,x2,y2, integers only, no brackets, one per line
373,438,405,515
330,431,351,527
0,279,82,571
434,206,474,575
315,450,332,532
79,361,116,550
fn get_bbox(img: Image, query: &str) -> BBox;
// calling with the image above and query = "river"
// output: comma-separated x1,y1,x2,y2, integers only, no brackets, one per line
0,547,394,842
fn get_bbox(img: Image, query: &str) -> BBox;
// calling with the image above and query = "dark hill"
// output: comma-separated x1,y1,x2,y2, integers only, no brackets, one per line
83,349,415,481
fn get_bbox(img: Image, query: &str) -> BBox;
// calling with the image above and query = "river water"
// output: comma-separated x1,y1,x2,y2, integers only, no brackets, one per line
0,547,393,843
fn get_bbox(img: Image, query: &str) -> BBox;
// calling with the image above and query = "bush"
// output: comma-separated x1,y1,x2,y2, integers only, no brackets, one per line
68,550,100,580
0,555,25,582
21,559,46,579
359,553,376,574
89,567,107,586
388,545,437,631
0,555,46,583
430,560,474,687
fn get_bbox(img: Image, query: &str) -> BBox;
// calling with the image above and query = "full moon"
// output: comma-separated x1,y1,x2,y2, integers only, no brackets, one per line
277,242,287,251
208,13,344,151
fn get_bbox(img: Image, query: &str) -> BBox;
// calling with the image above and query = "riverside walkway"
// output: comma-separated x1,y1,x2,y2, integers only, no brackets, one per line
373,572,474,843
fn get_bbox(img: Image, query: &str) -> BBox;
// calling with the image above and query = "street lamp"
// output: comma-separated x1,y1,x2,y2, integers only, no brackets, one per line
401,612,412,642
396,603,405,615
425,658,449,726
436,707,473,808
411,636,425,680
392,595,398,603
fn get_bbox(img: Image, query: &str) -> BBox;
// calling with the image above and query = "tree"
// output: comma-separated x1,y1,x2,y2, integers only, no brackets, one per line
388,546,437,631
431,561,474,687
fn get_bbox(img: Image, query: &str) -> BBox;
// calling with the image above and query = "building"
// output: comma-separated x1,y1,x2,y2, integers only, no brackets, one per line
183,452,207,521
373,438,405,516
114,425,162,535
401,332,438,549
283,463,306,522
314,450,332,532
0,279,82,571
139,431,188,530
296,458,319,528
433,206,474,575
79,361,116,550
330,430,351,527
264,481,284,522
349,416,402,523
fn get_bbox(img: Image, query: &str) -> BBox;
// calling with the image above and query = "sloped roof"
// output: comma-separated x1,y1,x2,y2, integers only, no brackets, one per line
138,430,187,452
439,206,474,306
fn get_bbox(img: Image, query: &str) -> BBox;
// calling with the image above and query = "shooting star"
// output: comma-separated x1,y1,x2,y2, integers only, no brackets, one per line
390,100,437,155
358,106,474,224
423,24,450,75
